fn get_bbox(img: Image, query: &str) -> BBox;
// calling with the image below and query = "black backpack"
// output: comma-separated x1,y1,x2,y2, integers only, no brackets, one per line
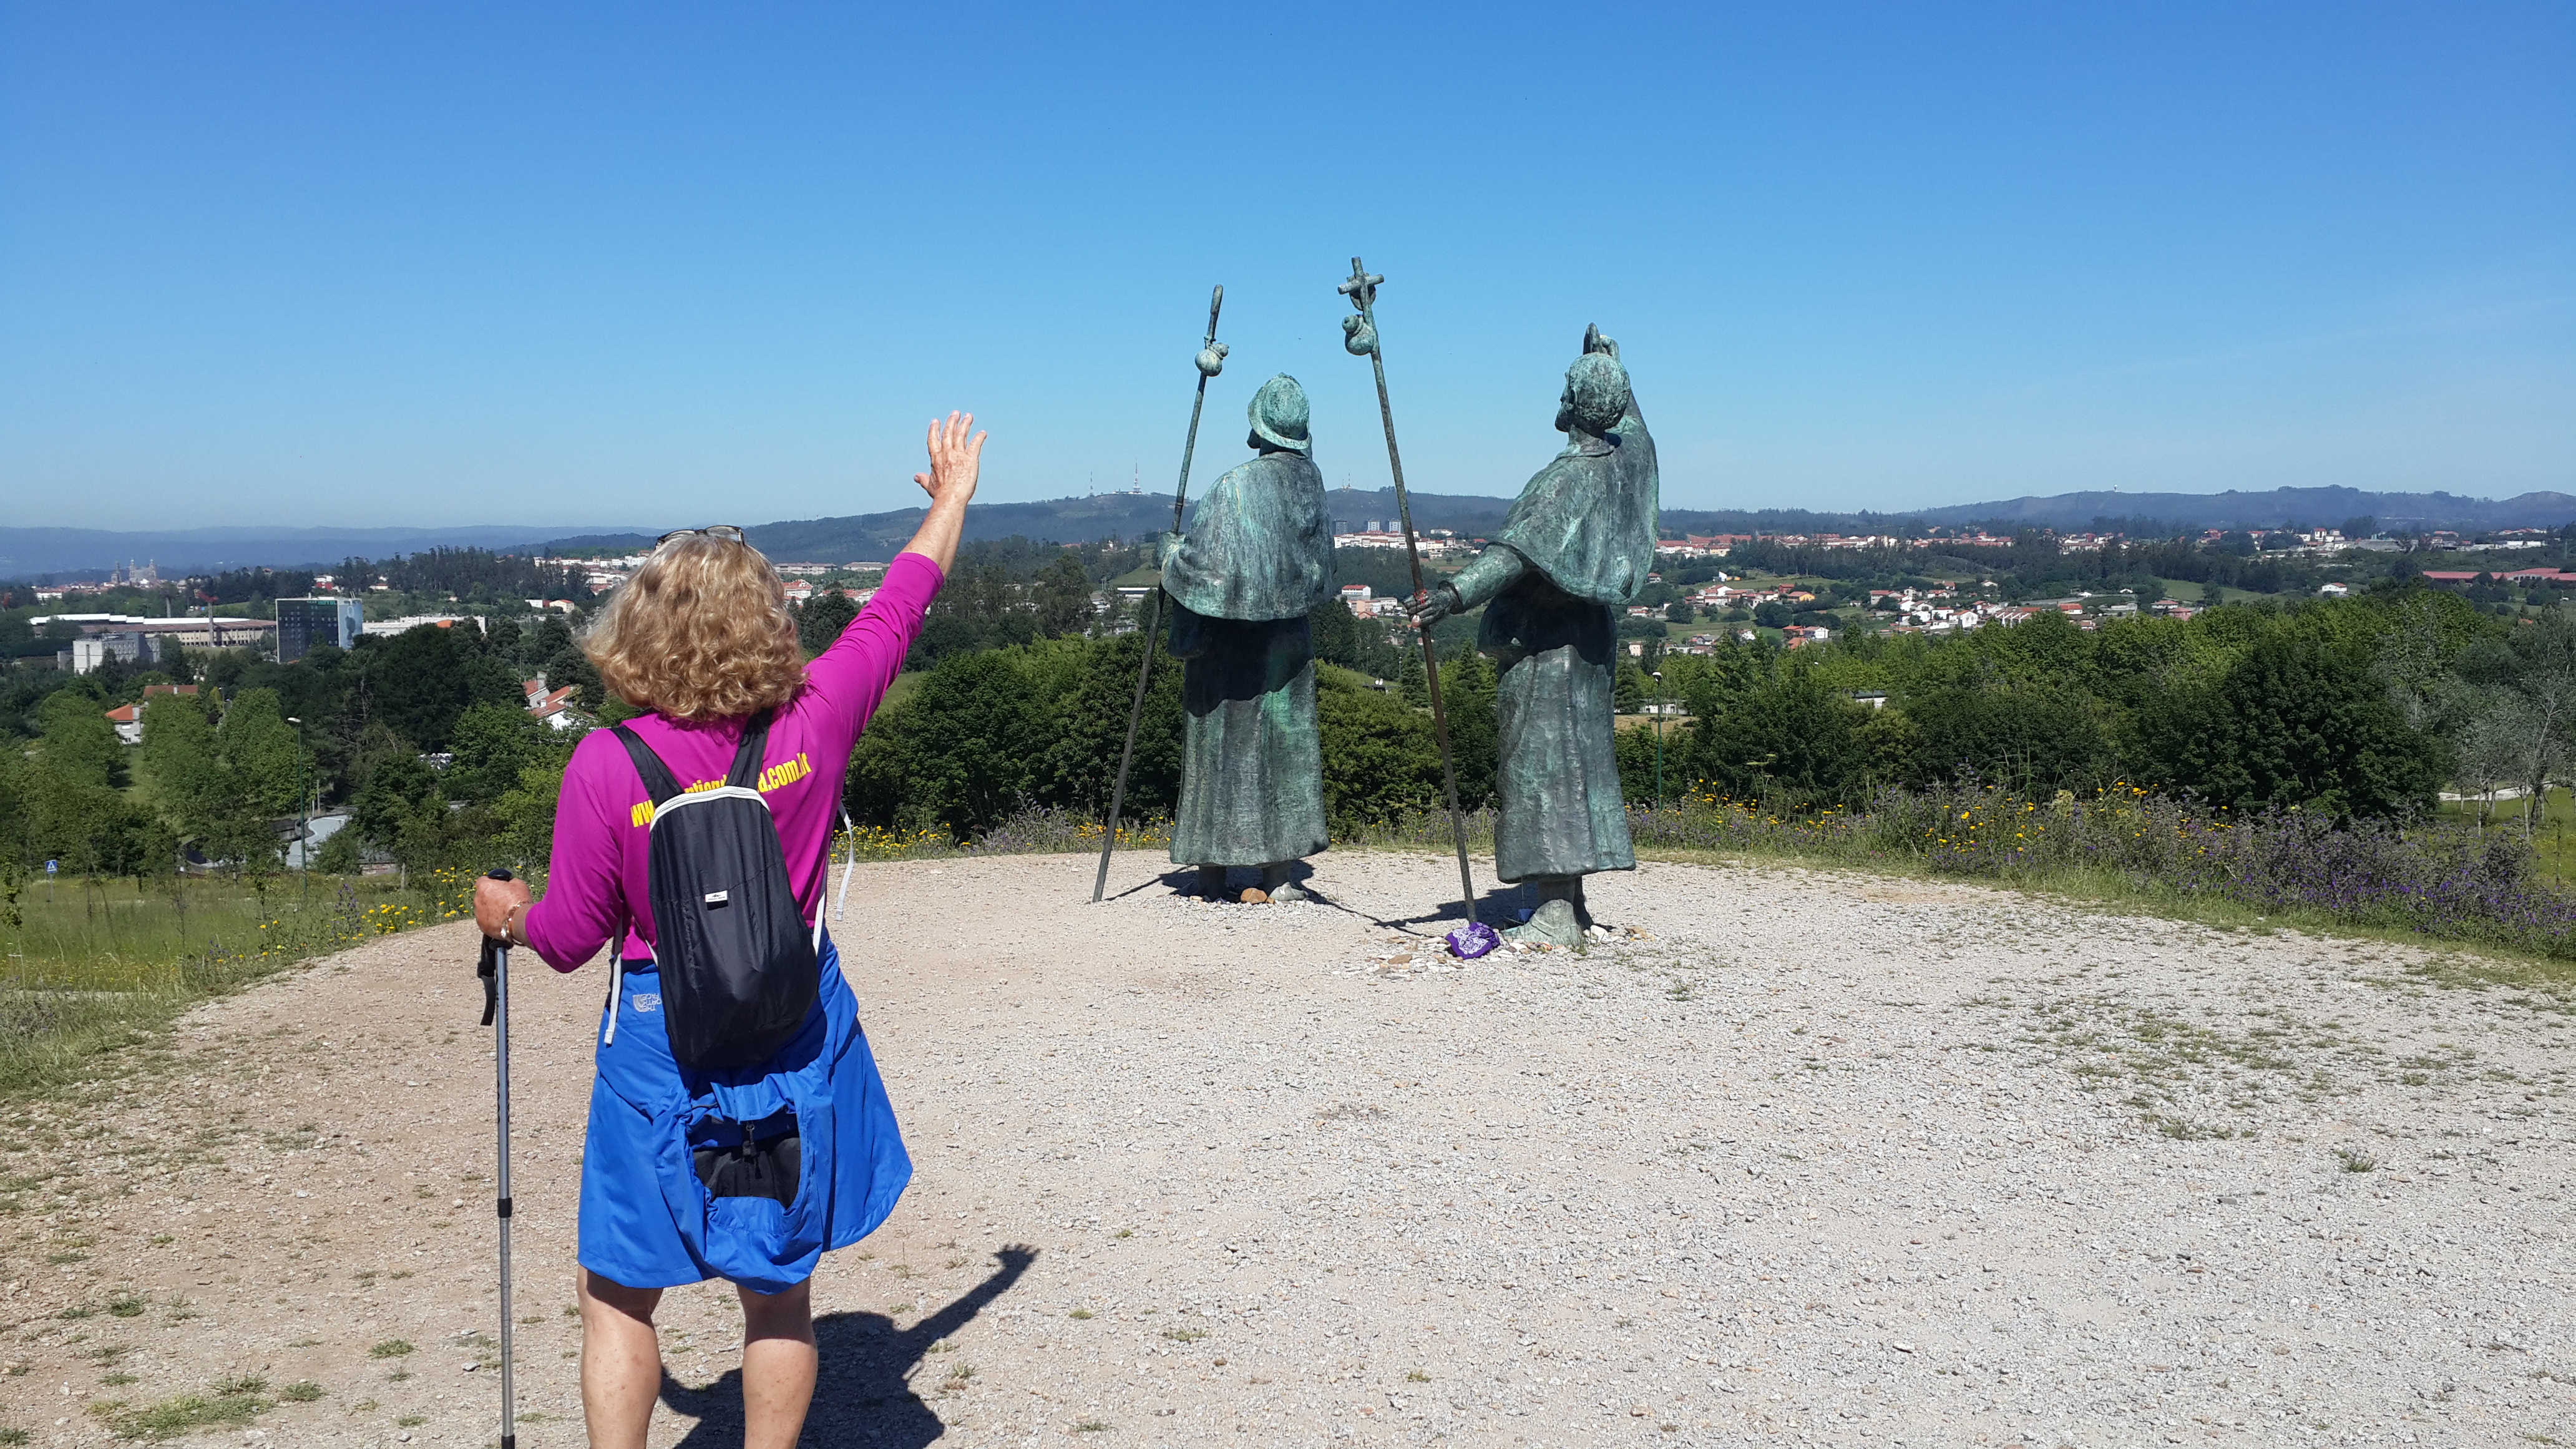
612,711,819,1072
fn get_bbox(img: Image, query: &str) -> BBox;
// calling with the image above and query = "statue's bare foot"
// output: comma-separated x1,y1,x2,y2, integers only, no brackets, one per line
1258,864,1307,904
1505,898,1583,947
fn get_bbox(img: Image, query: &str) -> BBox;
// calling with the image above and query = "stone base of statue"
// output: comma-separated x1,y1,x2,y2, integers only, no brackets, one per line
1505,875,1594,947
1168,607,1328,872
1193,861,1311,904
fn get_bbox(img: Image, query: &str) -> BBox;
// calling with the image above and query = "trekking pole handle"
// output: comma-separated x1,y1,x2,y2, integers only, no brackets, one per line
478,870,514,1025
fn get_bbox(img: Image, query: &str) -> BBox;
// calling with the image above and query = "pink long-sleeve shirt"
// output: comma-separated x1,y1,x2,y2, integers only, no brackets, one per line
522,552,942,970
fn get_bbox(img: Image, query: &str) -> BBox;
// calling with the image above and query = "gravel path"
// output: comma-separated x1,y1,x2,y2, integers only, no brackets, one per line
2,851,2571,1447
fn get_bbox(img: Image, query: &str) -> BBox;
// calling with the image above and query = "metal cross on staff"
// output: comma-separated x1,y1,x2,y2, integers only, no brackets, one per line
1340,258,1498,957
1092,285,1227,902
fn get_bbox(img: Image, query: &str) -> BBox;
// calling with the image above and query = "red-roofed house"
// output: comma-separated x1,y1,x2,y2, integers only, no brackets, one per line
104,683,199,745
522,677,585,730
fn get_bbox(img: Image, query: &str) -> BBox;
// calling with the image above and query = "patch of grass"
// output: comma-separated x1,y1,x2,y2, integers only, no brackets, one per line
100,1373,135,1387
368,1340,412,1359
102,1376,271,1440
1075,1420,1110,1433
107,1294,145,1318
280,1382,322,1403
1068,1309,1093,1320
1407,1368,1430,1382
1162,1327,1206,1343
57,1305,92,1320
0,1428,28,1445
2147,1114,2237,1141
1113,1228,1133,1239
395,1415,426,1428
2334,1146,2379,1174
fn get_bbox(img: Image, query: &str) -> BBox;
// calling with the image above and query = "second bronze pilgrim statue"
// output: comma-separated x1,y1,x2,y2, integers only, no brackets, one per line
1412,332,1658,945
1161,374,1335,900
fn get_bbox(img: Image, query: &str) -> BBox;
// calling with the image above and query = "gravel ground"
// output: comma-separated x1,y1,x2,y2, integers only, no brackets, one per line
1,851,2571,1448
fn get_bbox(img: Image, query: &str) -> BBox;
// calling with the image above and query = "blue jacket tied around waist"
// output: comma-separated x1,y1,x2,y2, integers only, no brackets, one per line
578,934,910,1295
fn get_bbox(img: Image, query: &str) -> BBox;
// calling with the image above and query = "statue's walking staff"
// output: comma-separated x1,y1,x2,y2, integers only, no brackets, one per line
1339,258,1500,958
1092,285,1229,903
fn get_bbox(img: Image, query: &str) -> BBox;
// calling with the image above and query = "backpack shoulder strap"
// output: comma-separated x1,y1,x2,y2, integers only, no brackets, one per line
724,710,775,791
610,723,685,807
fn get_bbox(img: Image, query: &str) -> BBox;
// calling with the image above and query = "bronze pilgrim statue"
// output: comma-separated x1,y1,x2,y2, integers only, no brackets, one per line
1411,332,1657,945
1160,374,1335,902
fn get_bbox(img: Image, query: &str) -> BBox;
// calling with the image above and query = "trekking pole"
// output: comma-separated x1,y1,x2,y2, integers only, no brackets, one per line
1092,284,1227,902
1339,258,1498,959
475,869,519,1449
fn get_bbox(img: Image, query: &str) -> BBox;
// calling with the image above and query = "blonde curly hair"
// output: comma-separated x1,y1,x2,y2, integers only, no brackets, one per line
582,533,804,721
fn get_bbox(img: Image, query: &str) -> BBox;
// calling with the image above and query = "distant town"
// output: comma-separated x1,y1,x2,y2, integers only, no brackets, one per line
10,515,2572,694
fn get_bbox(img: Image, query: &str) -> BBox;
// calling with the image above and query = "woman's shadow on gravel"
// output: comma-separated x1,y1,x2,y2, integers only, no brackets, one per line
660,1244,1037,1448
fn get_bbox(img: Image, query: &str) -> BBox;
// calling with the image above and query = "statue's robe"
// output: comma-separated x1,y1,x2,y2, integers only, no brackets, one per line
1463,399,1658,882
1161,448,1334,867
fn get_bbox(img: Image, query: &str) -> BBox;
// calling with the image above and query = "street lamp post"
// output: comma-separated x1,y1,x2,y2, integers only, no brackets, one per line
1651,671,1666,807
286,716,308,904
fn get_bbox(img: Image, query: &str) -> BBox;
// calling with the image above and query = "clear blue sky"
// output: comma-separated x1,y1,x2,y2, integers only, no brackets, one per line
2,2,2569,530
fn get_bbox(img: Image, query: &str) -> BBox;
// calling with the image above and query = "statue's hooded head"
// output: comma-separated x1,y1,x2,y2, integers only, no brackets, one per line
1247,374,1312,455
1555,353,1632,437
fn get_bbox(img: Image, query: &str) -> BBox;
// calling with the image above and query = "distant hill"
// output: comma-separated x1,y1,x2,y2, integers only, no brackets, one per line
1913,486,2576,534
0,523,649,580
547,487,1545,564
13,482,2570,581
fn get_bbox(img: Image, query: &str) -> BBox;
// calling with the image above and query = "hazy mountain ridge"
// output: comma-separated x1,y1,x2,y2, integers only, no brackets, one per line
1913,485,2576,532
0,524,652,579
8,484,2571,578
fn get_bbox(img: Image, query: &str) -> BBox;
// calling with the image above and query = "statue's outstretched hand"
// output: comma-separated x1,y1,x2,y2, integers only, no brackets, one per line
1408,583,1458,630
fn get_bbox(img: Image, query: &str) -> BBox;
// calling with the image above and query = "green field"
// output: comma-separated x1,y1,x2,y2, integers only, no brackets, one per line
2435,785,2574,883
1,869,476,1096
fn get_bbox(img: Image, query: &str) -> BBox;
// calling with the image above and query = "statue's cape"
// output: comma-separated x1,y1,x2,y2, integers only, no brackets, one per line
1163,451,1335,622
1495,403,1658,606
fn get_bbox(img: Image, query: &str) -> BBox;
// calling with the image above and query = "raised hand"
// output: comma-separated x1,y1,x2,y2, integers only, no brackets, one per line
914,411,987,509
900,411,988,575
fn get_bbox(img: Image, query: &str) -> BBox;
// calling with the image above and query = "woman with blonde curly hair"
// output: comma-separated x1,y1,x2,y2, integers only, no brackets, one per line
473,414,983,1449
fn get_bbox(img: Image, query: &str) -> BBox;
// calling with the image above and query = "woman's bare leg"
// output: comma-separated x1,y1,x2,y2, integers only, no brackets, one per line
738,1279,817,1449
578,1269,664,1449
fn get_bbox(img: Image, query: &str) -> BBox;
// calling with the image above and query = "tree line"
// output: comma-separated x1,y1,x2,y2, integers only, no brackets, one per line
853,582,2575,839
0,612,601,892
11,549,2567,907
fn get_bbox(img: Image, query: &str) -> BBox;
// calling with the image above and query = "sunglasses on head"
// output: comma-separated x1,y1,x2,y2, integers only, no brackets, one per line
657,525,746,546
